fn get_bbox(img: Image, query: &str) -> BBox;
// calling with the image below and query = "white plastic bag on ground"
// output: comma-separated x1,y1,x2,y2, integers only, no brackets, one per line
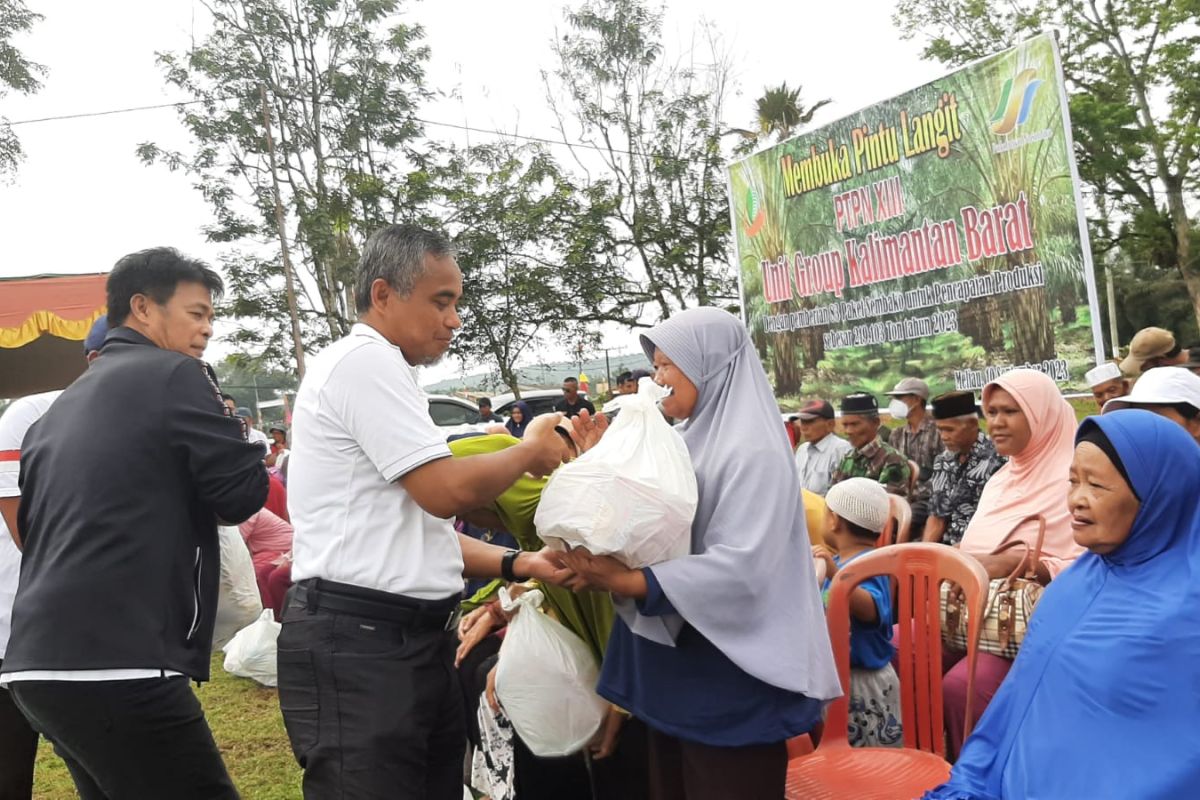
222,609,281,687
535,378,698,568
214,525,264,649
494,587,607,757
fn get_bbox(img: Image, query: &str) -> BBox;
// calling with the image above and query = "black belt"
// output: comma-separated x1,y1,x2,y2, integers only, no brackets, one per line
292,578,461,632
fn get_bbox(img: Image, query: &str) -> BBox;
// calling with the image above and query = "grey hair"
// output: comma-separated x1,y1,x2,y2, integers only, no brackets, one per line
354,224,454,313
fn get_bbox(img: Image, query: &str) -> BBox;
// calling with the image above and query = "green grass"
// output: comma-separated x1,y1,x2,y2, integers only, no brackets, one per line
33,654,302,799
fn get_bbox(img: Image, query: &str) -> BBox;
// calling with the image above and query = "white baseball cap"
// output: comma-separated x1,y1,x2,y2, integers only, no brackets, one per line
1102,367,1200,414
1085,362,1123,388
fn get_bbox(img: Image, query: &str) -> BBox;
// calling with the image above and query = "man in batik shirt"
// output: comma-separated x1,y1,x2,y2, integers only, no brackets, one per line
924,391,1006,546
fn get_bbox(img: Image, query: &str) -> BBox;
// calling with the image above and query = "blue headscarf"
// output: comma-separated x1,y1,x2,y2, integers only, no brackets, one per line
926,410,1200,799
505,401,532,439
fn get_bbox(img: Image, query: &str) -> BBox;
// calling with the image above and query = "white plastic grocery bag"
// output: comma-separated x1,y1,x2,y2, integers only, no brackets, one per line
222,609,281,687
535,379,698,568
494,587,607,757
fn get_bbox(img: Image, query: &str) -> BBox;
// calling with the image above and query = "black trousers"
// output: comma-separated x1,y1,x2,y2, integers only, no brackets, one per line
278,591,465,800
512,730,593,800
0,660,38,800
589,716,650,800
457,633,503,751
8,676,237,800
647,727,786,800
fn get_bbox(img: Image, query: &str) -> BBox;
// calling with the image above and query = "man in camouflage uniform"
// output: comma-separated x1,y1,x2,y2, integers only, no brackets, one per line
831,392,912,499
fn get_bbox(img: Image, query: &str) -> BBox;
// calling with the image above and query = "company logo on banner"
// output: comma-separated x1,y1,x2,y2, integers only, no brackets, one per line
990,68,1042,135
743,184,766,237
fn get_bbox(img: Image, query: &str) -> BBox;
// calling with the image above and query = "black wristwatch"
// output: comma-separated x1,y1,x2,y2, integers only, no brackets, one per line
501,549,524,582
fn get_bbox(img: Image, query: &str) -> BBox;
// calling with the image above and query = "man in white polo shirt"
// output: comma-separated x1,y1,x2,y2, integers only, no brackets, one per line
0,391,61,800
277,224,572,800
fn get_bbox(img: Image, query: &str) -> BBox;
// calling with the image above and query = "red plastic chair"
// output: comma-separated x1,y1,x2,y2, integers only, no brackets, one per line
786,543,990,800
877,494,913,547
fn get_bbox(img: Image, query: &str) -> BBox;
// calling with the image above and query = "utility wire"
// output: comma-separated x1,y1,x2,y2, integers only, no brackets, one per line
6,99,207,125
3,96,655,160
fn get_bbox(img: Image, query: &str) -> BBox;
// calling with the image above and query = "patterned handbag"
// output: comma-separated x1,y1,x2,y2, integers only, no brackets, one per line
940,514,1047,659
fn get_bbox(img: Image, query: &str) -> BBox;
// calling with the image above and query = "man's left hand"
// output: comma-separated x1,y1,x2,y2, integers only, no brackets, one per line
517,548,574,586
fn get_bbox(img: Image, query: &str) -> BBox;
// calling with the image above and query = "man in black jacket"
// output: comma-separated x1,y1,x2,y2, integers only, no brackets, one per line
1,248,268,799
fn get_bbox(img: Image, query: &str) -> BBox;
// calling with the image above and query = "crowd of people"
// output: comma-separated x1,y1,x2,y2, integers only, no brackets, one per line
0,226,1198,800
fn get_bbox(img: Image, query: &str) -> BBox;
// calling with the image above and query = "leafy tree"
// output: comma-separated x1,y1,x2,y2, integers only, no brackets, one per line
545,0,737,323
438,141,627,395
214,354,299,408
139,0,434,371
893,0,1200,329
0,0,44,175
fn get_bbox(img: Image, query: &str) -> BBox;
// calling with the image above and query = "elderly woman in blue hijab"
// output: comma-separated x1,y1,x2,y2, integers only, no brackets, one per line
561,307,840,800
925,410,1200,799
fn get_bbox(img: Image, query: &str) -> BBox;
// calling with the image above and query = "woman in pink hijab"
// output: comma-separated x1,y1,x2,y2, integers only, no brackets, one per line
943,368,1084,753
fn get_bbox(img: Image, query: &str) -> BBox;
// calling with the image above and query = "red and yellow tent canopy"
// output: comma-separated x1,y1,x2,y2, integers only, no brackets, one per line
0,273,107,399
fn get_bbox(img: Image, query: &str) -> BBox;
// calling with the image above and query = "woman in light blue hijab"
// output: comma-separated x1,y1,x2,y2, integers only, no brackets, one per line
925,410,1200,799
562,307,839,799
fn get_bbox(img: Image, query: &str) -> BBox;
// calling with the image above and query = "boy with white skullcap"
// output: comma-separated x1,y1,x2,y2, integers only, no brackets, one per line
811,477,903,748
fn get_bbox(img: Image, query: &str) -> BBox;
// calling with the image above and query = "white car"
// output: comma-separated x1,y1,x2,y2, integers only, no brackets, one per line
426,395,492,438
491,389,579,420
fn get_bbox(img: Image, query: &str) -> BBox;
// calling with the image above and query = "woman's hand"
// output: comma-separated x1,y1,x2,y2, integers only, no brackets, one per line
568,409,609,455
485,663,501,713
559,547,647,598
588,706,629,760
455,606,500,667
457,605,491,639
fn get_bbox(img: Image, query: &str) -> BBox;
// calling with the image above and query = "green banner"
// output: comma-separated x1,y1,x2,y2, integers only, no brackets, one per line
729,32,1103,405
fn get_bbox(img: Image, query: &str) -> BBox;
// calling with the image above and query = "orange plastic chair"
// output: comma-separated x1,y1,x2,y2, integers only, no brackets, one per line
877,494,913,547
786,543,990,800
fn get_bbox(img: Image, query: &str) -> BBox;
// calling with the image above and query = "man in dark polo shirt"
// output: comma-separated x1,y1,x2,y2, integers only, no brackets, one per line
554,375,595,418
1,248,269,799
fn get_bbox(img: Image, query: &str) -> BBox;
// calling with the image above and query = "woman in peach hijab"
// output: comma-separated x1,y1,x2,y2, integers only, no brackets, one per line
943,369,1084,754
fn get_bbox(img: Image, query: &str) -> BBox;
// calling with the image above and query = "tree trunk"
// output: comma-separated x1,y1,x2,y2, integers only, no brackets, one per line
503,368,521,399
751,326,769,362
259,85,308,378
773,334,803,396
802,327,825,367
1007,290,1055,364
1166,177,1200,333
959,297,1004,352
1058,290,1078,325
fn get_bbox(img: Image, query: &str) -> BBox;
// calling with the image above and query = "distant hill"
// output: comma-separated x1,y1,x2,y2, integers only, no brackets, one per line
423,351,650,394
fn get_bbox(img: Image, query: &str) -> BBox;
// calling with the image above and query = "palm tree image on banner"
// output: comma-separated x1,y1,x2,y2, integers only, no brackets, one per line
729,32,1103,404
